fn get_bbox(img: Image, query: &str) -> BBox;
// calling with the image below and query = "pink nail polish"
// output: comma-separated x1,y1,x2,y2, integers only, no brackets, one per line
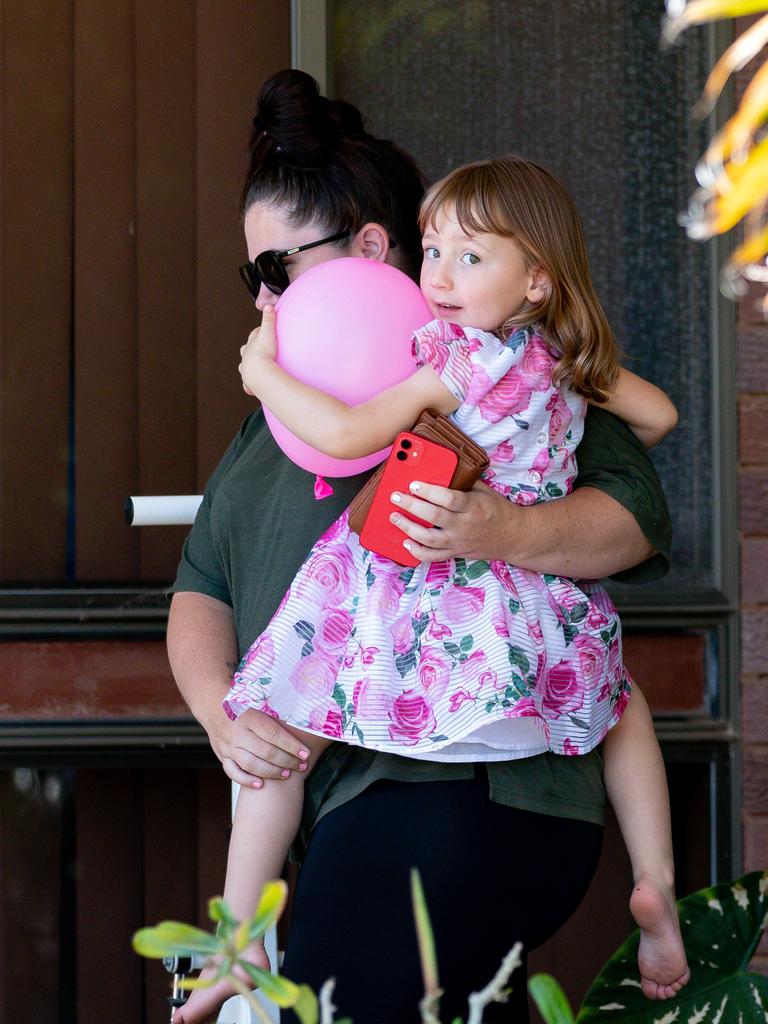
281,769,291,778
298,762,308,772
298,749,310,759
252,779,263,789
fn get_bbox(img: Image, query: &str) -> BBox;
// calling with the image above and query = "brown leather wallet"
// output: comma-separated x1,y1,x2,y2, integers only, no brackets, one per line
347,408,490,535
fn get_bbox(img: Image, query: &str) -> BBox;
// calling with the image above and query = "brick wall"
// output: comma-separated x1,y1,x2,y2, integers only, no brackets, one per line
734,17,768,974
739,308,768,973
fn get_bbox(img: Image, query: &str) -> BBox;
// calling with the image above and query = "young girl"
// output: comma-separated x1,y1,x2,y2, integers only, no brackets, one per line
176,155,688,1023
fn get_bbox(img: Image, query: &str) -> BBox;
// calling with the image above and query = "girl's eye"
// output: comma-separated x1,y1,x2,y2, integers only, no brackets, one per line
424,246,439,260
461,252,481,265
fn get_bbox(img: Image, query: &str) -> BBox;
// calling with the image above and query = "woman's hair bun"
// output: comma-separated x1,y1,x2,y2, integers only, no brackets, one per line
254,69,367,165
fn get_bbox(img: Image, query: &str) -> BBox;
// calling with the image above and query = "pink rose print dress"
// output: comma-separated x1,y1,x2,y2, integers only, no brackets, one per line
223,321,632,760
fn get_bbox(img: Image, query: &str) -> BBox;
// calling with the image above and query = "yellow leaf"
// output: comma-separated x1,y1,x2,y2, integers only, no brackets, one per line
663,0,768,47
729,220,768,265
712,60,768,163
709,139,768,233
694,14,768,116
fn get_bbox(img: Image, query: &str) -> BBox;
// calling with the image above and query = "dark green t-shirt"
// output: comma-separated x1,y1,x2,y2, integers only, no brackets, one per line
172,405,671,846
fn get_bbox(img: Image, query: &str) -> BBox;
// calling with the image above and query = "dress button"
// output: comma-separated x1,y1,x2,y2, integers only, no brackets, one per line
528,470,543,485
537,431,548,444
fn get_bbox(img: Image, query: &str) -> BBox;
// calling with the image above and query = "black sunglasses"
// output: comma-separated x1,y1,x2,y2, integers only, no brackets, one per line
239,230,350,299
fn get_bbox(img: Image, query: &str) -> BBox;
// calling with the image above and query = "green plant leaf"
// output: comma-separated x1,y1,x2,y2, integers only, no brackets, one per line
411,868,440,996
237,962,300,1007
132,921,221,959
528,973,576,1024
293,984,320,1024
245,879,288,944
208,896,238,932
576,870,768,1022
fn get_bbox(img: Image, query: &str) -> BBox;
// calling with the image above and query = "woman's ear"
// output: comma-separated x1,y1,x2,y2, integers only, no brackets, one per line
350,223,390,263
526,267,551,304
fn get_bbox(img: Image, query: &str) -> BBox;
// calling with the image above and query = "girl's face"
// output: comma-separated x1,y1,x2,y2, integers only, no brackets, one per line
243,202,353,311
420,204,547,333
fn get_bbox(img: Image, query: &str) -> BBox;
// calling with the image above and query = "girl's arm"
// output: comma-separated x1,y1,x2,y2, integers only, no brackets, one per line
240,305,459,459
591,368,678,448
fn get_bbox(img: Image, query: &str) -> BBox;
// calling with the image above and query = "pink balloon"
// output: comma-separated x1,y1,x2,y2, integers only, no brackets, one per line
265,257,429,476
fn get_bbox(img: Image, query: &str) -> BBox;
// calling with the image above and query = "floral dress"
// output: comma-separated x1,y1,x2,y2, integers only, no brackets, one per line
223,320,632,760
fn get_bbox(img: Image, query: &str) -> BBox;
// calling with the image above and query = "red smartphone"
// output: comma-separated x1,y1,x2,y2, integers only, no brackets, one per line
360,431,458,567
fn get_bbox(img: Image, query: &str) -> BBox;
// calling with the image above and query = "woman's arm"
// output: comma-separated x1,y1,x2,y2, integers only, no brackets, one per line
167,591,310,785
592,368,678,448
239,305,457,458
390,406,670,577
390,481,653,576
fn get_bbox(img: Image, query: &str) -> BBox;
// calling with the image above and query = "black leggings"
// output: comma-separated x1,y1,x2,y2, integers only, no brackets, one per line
282,777,602,1024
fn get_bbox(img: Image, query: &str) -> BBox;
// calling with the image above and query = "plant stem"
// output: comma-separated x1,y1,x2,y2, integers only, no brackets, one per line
465,942,523,1024
230,975,277,1024
319,978,337,1023
419,988,445,1024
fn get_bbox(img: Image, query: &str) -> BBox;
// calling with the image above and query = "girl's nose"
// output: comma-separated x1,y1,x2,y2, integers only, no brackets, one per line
430,266,450,289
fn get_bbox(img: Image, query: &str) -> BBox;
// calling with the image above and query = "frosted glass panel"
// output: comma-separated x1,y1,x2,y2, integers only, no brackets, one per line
333,1,715,591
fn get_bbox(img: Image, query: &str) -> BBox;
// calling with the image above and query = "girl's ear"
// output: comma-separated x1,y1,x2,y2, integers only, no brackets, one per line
350,222,390,263
526,266,551,304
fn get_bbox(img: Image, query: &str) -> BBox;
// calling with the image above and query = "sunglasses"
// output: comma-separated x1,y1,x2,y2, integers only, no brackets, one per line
238,230,350,299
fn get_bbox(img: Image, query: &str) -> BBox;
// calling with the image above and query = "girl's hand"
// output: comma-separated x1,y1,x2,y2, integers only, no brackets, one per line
239,304,278,396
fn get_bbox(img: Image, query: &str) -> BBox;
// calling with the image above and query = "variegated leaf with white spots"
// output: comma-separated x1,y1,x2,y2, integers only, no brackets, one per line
576,871,768,1023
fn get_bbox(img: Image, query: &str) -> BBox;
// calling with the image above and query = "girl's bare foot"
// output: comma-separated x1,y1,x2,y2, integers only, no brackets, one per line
629,874,690,1000
172,942,270,1024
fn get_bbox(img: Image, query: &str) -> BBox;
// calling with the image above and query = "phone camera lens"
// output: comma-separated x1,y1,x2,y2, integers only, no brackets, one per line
401,439,412,450
396,451,407,461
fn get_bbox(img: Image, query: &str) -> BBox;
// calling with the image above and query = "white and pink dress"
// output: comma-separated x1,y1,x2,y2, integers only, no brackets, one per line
223,320,631,761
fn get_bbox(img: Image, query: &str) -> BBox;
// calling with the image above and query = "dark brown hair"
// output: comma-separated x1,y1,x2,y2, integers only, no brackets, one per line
419,155,620,400
242,70,426,280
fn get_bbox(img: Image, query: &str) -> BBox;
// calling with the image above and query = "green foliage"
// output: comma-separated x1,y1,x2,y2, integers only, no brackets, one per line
132,921,221,959
134,871,768,1024
578,871,768,1023
531,871,768,1024
411,867,440,997
132,880,318,1024
529,973,576,1024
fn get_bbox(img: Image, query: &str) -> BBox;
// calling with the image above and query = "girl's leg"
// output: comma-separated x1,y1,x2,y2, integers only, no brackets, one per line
282,777,603,1024
602,685,690,999
174,729,331,1024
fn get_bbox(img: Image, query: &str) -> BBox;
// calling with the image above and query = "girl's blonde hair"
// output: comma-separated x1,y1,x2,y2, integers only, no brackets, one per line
419,155,619,401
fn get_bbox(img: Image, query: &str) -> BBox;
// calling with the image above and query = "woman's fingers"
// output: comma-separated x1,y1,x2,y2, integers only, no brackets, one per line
388,480,512,562
216,710,310,779
392,480,469,524
220,757,264,788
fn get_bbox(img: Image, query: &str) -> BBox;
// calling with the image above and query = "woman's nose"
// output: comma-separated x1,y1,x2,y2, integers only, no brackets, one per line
254,282,278,312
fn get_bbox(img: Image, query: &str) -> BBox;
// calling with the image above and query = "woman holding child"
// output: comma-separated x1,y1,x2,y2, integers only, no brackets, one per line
168,70,683,1024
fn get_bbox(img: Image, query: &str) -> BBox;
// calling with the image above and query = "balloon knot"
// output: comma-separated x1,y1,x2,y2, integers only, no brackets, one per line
314,475,334,500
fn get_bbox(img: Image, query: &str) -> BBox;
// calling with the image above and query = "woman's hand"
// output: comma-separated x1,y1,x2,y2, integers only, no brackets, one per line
167,592,309,788
389,480,655,578
239,304,278,396
389,480,518,563
207,707,309,788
